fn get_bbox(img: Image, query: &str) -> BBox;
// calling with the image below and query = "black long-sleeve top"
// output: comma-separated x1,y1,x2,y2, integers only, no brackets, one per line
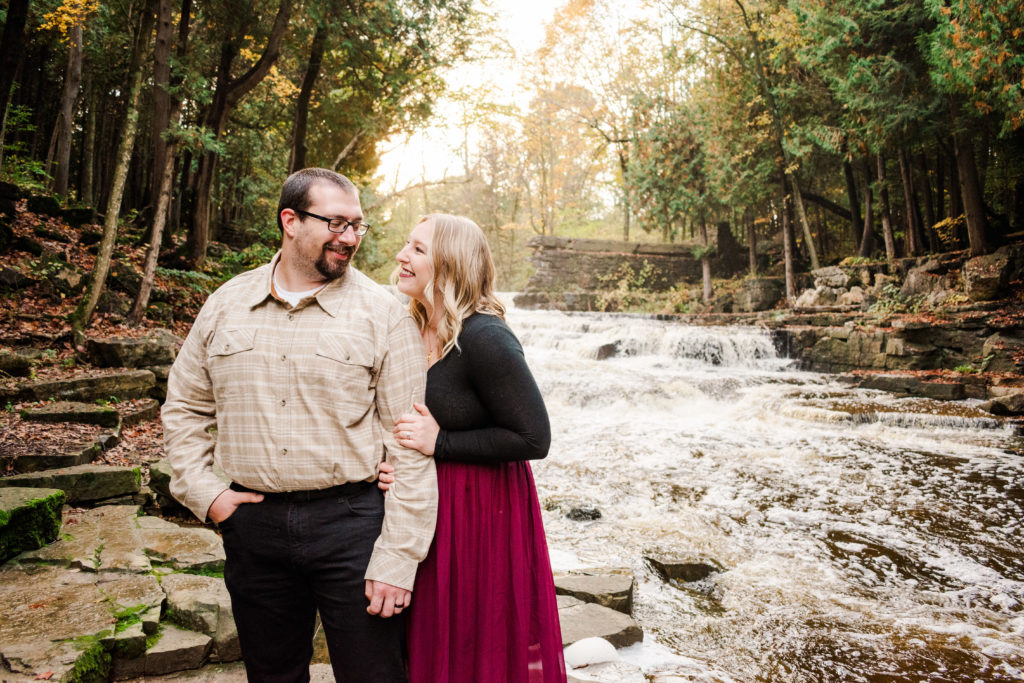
427,312,551,464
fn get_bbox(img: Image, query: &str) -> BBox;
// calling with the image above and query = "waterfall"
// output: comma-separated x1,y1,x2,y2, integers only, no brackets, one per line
504,306,1024,681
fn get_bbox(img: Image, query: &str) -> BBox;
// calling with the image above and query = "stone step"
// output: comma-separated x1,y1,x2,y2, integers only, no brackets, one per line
554,568,635,614
4,369,155,403
122,397,161,425
0,463,141,504
161,573,240,662
559,601,643,649
136,515,225,572
19,400,120,427
18,505,150,572
11,440,100,473
86,329,181,368
0,487,65,564
111,623,212,680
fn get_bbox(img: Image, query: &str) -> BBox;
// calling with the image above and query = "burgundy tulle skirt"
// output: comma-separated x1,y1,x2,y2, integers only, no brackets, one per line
407,460,567,683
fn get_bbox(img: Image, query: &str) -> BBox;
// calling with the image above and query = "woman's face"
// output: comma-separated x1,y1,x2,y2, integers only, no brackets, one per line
395,220,435,304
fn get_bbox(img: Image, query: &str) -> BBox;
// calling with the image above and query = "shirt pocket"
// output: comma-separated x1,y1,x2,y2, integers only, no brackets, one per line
207,329,257,397
313,332,377,426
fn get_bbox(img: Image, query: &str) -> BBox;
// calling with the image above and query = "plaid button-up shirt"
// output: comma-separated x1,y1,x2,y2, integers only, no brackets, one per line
162,252,436,589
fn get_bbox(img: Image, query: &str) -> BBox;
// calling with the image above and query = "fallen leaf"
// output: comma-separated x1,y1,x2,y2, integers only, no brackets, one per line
36,671,54,680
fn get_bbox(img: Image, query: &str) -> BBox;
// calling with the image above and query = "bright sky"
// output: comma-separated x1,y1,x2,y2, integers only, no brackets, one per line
375,0,567,193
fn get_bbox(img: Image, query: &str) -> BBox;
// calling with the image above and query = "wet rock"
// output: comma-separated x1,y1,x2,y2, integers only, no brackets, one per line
86,329,182,368
567,506,602,521
595,342,619,360
19,505,149,572
0,349,33,377
981,391,1024,416
0,487,65,563
964,251,1012,301
0,463,141,504
559,601,642,648
646,554,724,583
554,568,634,614
918,381,966,401
19,400,120,427
9,369,156,403
137,515,225,572
161,573,240,662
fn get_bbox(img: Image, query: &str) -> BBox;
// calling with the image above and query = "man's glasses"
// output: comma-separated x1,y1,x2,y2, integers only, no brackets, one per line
295,209,371,236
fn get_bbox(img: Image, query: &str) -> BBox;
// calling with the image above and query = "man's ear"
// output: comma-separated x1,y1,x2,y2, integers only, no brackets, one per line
280,209,299,238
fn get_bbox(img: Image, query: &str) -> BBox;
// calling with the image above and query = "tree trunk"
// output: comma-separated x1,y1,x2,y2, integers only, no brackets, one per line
81,88,96,206
897,147,924,256
618,150,630,241
953,128,990,256
915,152,938,251
699,217,712,304
876,154,896,265
780,182,794,303
747,212,757,276
935,146,947,220
187,0,293,268
0,0,30,170
52,22,84,197
149,0,174,218
331,131,362,171
131,141,176,322
857,161,875,258
71,5,155,342
790,176,819,271
288,24,326,174
843,158,862,248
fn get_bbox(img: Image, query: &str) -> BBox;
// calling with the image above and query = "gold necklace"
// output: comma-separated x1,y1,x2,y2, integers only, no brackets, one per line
424,328,438,363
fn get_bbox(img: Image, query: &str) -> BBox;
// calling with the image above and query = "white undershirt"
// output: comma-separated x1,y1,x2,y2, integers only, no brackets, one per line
273,265,322,307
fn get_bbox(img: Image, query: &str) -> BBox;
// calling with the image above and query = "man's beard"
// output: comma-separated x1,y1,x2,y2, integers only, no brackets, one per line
315,244,355,280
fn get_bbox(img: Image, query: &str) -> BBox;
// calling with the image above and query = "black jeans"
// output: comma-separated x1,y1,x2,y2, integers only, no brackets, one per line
219,482,406,683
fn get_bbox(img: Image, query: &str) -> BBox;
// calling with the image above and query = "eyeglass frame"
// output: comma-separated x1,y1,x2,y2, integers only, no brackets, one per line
293,209,371,236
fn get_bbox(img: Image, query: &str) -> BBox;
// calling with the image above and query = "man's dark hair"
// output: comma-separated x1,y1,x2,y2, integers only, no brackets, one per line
277,168,358,233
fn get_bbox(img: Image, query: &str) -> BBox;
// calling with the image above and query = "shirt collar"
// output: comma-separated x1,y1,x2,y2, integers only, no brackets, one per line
247,251,353,317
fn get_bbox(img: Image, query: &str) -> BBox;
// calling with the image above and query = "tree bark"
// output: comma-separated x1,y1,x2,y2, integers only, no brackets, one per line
288,24,326,174
857,161,875,258
747,212,756,276
790,176,819,271
81,86,96,206
843,158,862,247
0,0,30,170
131,140,176,322
149,0,174,217
699,216,712,304
915,152,938,251
618,149,630,241
876,153,896,265
52,23,84,197
897,147,924,256
780,182,794,303
186,0,293,268
953,128,990,256
71,4,155,342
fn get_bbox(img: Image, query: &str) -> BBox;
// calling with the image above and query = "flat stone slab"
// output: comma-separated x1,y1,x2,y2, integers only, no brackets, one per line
9,369,155,403
19,400,120,427
137,515,225,571
12,439,101,473
555,569,635,614
0,463,141,503
86,329,181,368
0,564,115,680
559,602,643,649
113,623,212,679
162,573,240,662
0,486,65,563
19,505,149,572
122,397,161,425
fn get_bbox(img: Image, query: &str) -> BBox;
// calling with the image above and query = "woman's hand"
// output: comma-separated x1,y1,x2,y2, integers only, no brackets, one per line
376,461,395,493
393,403,439,456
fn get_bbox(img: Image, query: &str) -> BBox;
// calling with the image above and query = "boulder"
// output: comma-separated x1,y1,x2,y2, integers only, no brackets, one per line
0,349,33,377
19,400,120,427
50,262,85,295
646,554,724,583
964,251,1012,301
981,391,1024,416
794,286,837,309
10,369,156,403
554,569,635,614
837,286,866,308
26,194,62,217
62,206,95,228
734,278,784,313
0,464,141,505
812,266,850,289
900,263,954,301
0,487,65,563
86,329,182,368
161,573,240,662
982,333,1024,374
559,602,642,649
567,506,602,521
0,265,35,292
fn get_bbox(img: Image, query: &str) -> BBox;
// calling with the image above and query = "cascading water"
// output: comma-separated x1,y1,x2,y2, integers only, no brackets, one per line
511,306,1024,681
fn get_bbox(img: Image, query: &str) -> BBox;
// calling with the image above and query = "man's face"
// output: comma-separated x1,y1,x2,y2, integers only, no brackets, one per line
286,182,363,283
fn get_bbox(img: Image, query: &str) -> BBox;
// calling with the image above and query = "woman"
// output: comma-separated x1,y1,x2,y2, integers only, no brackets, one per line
382,213,566,683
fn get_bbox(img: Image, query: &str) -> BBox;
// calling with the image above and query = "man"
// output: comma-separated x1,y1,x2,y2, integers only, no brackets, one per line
163,168,436,682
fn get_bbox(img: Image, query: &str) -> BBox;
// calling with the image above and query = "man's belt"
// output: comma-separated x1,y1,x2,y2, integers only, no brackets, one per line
229,479,374,502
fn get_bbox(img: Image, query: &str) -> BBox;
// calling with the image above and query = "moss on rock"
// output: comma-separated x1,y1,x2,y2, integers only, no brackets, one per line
0,487,65,564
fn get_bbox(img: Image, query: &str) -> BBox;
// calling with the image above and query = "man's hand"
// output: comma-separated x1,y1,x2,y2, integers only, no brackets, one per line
365,580,411,618
207,489,264,523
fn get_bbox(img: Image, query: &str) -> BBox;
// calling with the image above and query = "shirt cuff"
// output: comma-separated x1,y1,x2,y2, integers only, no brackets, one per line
364,548,419,591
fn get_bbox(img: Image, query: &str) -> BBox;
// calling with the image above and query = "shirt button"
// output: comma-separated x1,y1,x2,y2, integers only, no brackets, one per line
281,448,287,455
281,355,286,361
280,399,286,406
287,314,294,321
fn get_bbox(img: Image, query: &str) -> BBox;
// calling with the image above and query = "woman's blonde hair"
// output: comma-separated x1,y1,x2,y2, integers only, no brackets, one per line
403,213,505,360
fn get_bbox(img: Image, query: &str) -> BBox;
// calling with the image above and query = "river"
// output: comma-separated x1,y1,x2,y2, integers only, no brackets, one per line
508,306,1024,681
